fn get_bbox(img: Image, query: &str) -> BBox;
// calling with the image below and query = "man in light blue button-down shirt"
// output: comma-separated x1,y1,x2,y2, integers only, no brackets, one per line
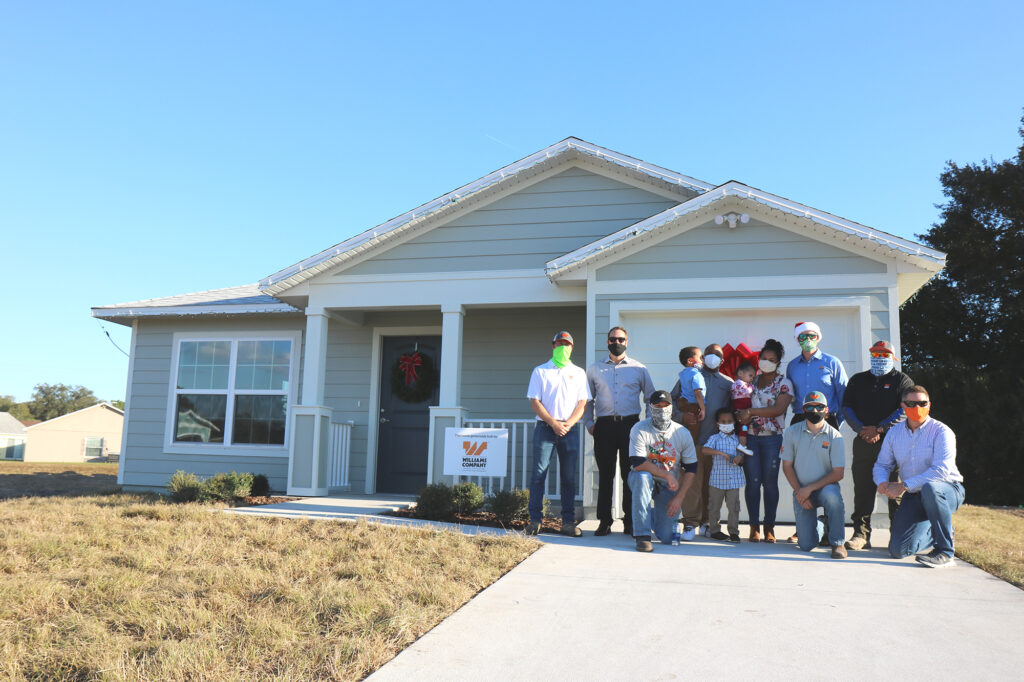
874,385,964,568
786,321,848,428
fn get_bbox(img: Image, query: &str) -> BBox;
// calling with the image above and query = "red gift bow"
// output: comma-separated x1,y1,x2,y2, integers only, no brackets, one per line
398,352,422,386
720,343,760,380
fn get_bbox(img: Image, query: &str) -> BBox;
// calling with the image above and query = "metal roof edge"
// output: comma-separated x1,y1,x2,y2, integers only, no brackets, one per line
259,138,715,295
91,302,301,321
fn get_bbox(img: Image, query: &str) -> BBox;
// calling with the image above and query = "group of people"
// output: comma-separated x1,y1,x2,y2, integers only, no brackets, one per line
525,323,965,567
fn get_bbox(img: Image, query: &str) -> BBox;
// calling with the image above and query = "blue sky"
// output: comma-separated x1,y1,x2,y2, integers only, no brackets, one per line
2,1,1022,402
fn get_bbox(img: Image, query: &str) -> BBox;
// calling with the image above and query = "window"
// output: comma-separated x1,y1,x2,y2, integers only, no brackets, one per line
169,335,296,451
84,436,104,458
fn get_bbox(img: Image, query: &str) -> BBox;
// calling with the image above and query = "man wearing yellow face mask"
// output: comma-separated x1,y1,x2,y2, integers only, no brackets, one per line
526,331,592,537
873,386,965,568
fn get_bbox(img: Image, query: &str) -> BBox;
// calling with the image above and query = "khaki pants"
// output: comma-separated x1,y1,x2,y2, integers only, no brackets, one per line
677,400,707,527
708,486,740,536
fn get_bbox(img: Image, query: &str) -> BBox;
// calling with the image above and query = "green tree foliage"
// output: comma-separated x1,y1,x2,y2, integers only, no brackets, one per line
901,115,1024,504
0,394,34,422
27,383,99,421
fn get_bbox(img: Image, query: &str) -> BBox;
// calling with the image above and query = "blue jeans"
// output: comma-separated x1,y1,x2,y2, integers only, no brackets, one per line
529,422,579,525
889,481,965,559
743,434,782,526
793,483,846,550
628,470,678,543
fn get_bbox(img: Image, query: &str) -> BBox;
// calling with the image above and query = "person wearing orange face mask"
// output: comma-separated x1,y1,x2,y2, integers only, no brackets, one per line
873,386,965,568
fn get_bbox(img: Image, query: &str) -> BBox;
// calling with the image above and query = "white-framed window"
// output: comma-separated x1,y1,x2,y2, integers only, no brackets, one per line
165,331,301,456
84,436,104,458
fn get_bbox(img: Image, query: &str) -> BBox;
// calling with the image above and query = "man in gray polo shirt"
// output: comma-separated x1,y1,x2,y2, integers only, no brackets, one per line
674,343,733,539
781,391,847,559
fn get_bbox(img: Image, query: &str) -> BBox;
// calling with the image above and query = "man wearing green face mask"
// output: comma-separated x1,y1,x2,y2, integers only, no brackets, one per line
786,321,847,430
526,331,592,536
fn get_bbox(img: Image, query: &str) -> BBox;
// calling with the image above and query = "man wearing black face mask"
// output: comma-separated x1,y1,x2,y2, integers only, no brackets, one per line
585,326,655,536
781,391,847,558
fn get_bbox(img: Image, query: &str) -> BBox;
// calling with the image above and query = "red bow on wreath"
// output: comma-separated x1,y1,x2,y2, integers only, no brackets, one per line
398,352,423,386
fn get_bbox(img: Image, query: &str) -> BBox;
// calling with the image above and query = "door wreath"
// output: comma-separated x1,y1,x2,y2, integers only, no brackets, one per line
390,351,438,403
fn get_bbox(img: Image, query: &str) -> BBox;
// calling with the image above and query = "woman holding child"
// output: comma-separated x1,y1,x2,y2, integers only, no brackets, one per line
735,339,793,543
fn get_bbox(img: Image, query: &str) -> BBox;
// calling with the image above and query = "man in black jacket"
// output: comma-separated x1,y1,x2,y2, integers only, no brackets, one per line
840,340,914,550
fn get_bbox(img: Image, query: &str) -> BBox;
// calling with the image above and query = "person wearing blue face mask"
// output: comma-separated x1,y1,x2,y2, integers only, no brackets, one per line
839,340,915,550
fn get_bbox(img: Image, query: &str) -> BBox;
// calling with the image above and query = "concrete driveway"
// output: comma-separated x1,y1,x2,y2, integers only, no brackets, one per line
370,521,1024,681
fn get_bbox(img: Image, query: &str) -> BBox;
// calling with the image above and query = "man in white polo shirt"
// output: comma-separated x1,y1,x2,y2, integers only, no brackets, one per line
526,330,591,537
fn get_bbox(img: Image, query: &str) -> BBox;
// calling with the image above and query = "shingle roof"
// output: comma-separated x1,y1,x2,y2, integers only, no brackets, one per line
0,412,26,435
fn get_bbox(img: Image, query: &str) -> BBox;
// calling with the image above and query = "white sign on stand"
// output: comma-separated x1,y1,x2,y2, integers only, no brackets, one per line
443,427,508,478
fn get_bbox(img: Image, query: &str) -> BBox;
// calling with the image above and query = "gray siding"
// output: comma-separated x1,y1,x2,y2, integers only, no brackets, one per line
596,219,888,281
322,307,586,491
593,289,890,368
122,315,305,491
342,167,678,275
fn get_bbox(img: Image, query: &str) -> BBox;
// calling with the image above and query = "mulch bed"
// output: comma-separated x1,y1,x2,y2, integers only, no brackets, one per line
235,496,300,506
385,508,564,532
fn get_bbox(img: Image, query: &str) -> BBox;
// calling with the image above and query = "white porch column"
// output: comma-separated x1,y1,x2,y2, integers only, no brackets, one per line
287,310,332,496
301,311,329,406
438,303,464,407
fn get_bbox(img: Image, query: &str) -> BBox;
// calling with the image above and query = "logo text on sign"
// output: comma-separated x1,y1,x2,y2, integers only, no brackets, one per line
443,428,508,478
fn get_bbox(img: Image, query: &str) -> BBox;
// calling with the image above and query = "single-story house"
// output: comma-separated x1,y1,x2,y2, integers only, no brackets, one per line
22,402,124,462
0,412,27,460
92,137,944,522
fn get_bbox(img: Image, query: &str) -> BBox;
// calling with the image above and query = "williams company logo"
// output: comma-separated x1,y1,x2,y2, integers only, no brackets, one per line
461,440,488,468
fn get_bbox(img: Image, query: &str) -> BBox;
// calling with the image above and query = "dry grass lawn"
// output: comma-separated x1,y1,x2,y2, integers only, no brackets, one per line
0,493,538,680
0,461,120,499
955,504,1024,589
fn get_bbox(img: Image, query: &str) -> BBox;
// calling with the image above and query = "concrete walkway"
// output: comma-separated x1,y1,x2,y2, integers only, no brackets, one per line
231,499,1024,680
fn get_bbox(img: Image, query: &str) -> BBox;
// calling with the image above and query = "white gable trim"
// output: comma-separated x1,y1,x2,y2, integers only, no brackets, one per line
259,138,713,295
546,182,946,280
92,302,300,321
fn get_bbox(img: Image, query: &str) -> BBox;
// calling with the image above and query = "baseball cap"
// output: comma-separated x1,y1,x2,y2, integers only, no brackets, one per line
650,389,672,405
870,340,895,356
803,391,828,407
552,331,574,344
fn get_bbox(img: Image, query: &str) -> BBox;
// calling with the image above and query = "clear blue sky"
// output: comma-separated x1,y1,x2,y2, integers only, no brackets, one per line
2,1,1022,402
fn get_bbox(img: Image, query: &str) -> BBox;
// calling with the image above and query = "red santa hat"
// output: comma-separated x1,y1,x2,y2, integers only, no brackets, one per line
793,321,822,340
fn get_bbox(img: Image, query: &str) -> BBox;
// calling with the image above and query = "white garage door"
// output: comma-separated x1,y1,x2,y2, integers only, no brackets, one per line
616,302,867,526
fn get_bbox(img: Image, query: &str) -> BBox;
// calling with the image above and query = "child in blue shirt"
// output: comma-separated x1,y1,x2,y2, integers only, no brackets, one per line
675,346,706,445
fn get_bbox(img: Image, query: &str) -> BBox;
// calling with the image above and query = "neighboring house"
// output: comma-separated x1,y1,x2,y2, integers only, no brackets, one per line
0,412,27,460
22,403,124,462
92,137,945,522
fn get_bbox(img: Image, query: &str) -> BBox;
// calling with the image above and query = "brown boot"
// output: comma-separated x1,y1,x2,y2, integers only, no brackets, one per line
763,525,776,543
749,524,761,543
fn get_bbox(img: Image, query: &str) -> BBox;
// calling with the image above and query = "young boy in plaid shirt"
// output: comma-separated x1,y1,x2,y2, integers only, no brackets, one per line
701,407,746,542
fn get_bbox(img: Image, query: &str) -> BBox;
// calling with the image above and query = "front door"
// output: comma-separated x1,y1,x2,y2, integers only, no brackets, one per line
376,335,441,494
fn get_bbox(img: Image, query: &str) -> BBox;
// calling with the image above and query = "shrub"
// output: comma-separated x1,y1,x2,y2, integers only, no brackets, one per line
487,488,539,527
415,483,454,520
451,482,485,514
167,470,202,503
201,471,254,502
250,473,271,497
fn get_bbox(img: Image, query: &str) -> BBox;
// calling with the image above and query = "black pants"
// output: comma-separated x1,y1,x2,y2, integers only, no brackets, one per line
851,436,899,539
593,415,638,528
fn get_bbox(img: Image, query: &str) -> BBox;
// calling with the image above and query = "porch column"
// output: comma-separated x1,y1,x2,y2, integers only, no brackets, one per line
287,310,333,496
438,303,464,406
428,303,466,484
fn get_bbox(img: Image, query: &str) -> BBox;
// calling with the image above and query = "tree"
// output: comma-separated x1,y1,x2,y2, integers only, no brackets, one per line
0,394,34,422
27,383,99,421
110,399,125,410
900,114,1024,504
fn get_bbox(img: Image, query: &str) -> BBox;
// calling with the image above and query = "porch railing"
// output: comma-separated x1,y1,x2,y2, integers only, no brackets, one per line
460,419,584,500
327,421,354,489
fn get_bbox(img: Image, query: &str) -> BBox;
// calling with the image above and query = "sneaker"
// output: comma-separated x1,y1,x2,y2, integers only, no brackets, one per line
710,531,729,541
915,550,955,568
594,521,612,537
635,536,654,552
736,444,753,456
525,521,541,536
728,534,741,543
700,523,710,538
786,534,799,543
831,544,848,559
845,536,870,551
680,526,696,541
560,523,582,537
